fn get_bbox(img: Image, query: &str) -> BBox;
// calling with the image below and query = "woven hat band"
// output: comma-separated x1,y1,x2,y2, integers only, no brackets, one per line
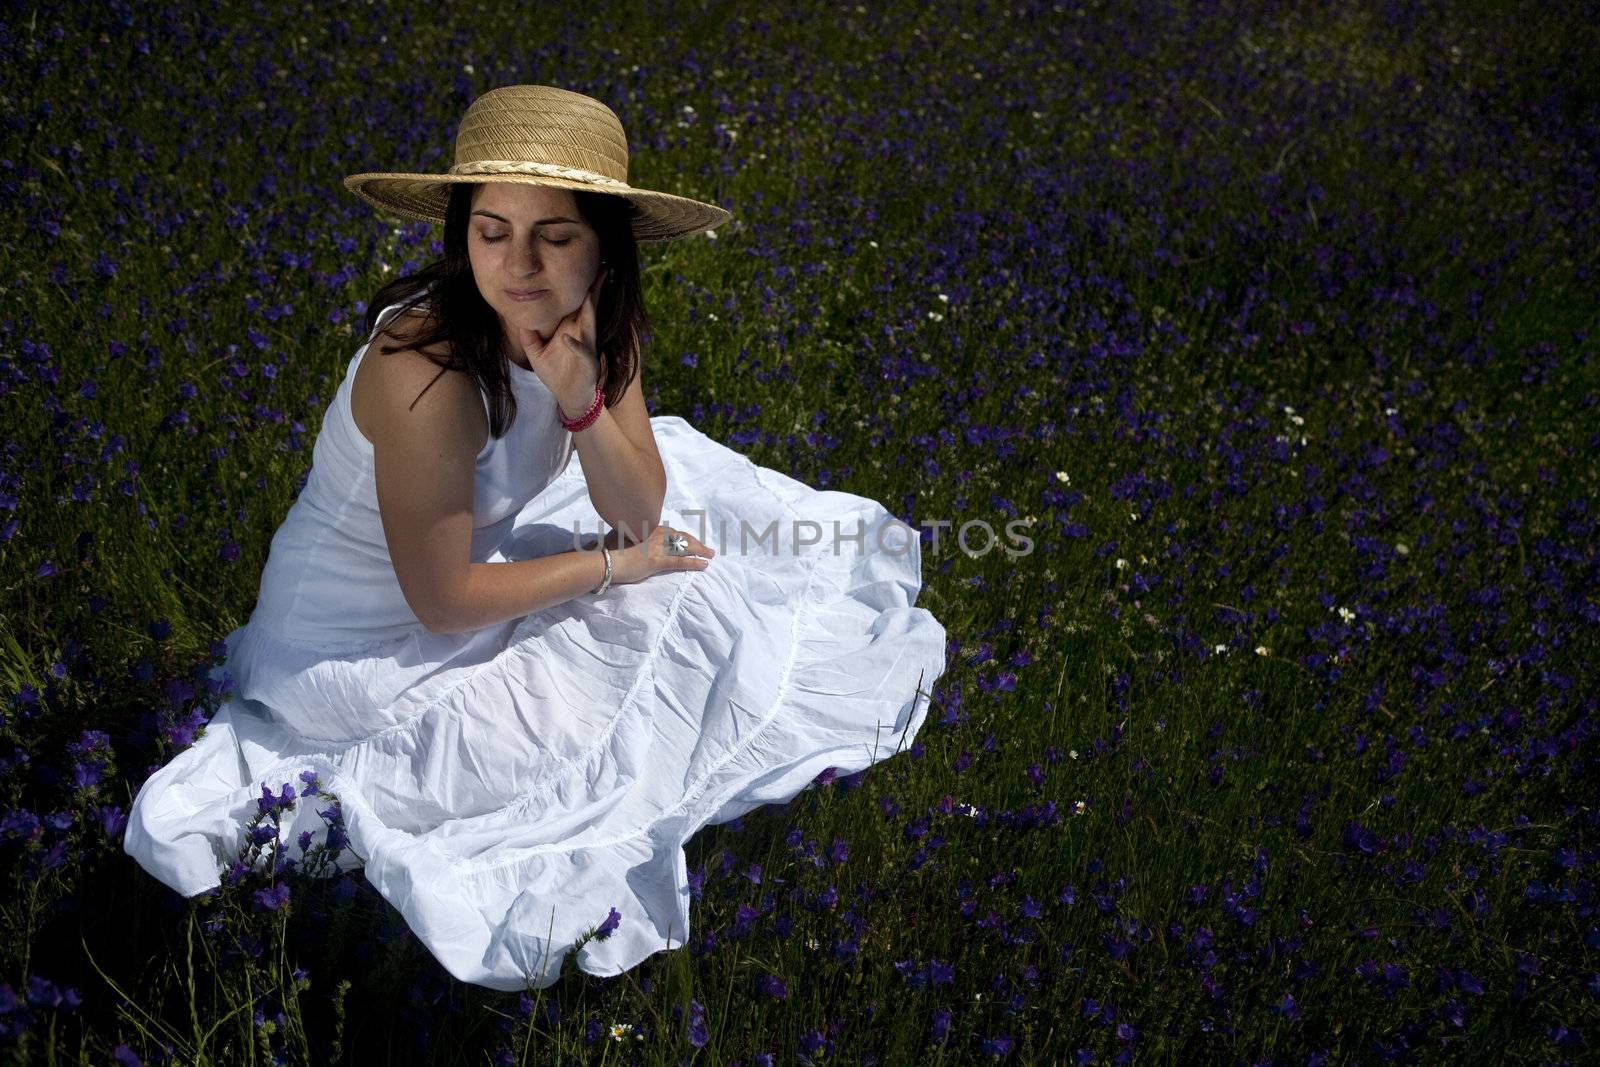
448,160,632,189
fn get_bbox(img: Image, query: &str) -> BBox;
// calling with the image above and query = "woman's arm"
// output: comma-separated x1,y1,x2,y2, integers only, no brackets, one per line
559,366,666,543
367,351,641,633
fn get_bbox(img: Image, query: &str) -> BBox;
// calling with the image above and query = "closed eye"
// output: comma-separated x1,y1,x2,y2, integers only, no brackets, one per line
481,235,573,246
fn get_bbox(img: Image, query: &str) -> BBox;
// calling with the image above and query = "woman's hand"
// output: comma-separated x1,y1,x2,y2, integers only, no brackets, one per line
516,267,608,417
592,523,715,586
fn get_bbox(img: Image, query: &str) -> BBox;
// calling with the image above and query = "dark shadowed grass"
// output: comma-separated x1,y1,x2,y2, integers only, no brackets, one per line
1,0,1597,1063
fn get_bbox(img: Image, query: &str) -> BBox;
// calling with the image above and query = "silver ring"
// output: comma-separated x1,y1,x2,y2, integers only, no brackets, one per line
665,531,688,556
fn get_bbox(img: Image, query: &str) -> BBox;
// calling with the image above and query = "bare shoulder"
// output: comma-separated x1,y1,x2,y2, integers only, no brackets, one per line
350,310,485,456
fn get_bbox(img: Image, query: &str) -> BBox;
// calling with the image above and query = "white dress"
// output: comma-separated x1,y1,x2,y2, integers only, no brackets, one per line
123,298,948,990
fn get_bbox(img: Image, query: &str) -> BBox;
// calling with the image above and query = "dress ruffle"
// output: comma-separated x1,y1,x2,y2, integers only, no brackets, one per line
124,416,945,990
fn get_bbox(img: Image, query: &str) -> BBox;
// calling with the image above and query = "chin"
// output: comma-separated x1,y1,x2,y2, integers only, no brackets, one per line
504,303,554,330
505,301,547,320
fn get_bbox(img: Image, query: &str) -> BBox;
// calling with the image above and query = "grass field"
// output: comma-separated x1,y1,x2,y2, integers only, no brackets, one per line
1,0,1596,1062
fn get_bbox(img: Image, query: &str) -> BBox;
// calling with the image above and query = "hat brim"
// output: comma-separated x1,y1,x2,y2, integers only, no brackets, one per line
342,172,731,242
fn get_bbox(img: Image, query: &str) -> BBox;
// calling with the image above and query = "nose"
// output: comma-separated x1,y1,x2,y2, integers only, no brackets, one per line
512,236,542,277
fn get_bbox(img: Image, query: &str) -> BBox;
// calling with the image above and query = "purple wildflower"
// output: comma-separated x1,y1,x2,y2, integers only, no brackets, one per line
253,882,291,912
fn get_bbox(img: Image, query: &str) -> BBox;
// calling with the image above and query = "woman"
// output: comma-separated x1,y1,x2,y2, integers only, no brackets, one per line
124,85,947,991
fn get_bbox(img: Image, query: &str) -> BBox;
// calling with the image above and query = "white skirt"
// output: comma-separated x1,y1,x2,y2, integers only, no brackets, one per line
124,416,947,990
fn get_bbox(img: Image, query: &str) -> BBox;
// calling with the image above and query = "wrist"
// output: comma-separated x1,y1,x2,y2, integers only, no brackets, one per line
559,389,593,421
559,384,604,432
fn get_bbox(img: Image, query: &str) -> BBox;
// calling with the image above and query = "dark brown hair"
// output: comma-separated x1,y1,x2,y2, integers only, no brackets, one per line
358,183,649,439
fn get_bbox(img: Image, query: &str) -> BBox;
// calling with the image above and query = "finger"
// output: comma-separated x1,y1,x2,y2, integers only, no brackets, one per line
570,284,594,323
676,543,712,562
525,326,558,363
579,285,596,339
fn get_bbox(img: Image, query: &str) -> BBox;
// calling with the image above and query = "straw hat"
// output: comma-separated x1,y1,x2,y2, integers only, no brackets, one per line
342,84,731,242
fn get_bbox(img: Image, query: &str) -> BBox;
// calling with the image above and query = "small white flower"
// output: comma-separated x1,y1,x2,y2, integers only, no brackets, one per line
1255,645,1270,656
869,240,879,248
1395,542,1410,556
1337,606,1356,622
1289,414,1303,426
1283,405,1295,415
463,63,474,74
1073,800,1087,814
938,293,949,303
705,229,718,239
1385,407,1398,416
1054,471,1070,483
1214,644,1228,655
1068,749,1079,760
806,936,820,950
1129,512,1139,523
1115,558,1128,570
927,310,944,321
609,1023,634,1041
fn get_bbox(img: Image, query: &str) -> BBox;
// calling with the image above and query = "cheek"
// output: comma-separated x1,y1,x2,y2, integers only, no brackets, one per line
553,250,593,287
471,250,510,294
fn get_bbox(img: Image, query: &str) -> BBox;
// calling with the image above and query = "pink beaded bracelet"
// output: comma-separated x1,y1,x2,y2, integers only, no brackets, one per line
559,385,604,433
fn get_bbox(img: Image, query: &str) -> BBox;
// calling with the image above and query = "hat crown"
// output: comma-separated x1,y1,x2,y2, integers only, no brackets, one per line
450,85,630,184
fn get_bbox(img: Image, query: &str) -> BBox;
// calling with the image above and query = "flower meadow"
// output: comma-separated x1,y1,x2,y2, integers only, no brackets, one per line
1,0,1596,1062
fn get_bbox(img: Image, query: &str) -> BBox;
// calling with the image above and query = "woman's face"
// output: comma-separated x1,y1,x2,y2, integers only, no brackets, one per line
467,182,602,354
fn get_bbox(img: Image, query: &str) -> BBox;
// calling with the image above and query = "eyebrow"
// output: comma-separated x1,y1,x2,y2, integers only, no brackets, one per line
470,210,582,226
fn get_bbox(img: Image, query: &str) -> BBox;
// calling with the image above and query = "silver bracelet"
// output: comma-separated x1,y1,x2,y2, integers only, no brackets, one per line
593,544,612,595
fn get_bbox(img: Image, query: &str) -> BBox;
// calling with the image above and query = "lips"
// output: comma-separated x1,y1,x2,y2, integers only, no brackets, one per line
507,288,549,299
